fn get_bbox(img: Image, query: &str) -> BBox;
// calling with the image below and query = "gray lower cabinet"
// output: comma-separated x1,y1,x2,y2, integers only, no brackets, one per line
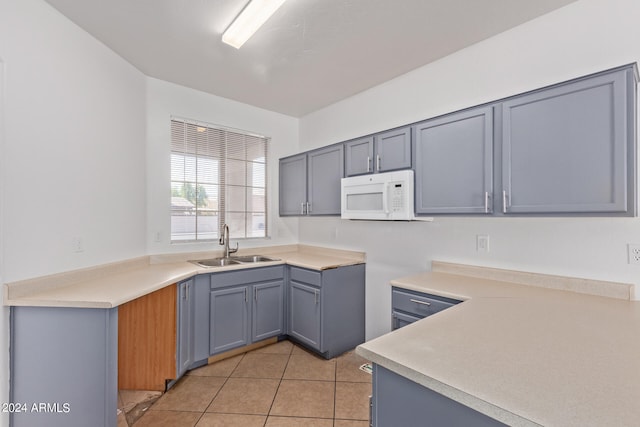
414,106,493,214
289,280,321,349
209,266,285,355
210,286,250,354
10,306,118,427
371,364,507,427
279,144,344,216
344,126,412,177
391,287,461,330
177,278,195,377
502,65,636,214
287,264,366,359
193,274,211,364
252,280,285,342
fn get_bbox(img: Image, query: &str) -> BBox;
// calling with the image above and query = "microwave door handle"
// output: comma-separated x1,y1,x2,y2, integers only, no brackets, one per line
383,183,390,216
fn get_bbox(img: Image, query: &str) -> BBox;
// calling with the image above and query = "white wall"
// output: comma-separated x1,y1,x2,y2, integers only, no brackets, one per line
146,78,299,255
0,1,147,424
299,0,640,340
0,56,8,427
0,0,147,283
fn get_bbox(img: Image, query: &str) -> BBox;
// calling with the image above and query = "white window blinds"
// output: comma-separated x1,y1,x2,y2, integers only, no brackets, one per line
170,118,269,242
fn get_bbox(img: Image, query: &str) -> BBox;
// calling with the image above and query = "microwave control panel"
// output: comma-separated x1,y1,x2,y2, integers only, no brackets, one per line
391,183,404,211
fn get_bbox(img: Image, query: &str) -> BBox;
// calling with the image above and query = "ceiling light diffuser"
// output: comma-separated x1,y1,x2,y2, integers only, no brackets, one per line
222,0,287,49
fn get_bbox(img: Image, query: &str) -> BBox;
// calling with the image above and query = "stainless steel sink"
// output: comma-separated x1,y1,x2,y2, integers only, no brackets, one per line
233,255,280,263
190,257,241,268
189,255,280,268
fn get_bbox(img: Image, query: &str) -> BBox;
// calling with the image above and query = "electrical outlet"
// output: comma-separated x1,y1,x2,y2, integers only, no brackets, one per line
72,237,84,253
628,244,640,265
476,235,490,252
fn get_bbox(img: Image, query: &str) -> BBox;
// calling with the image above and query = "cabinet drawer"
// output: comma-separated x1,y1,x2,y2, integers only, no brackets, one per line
211,266,284,289
289,266,322,287
392,288,460,318
392,310,422,330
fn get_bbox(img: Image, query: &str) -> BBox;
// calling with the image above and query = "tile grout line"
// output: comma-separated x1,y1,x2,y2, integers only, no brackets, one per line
263,343,294,426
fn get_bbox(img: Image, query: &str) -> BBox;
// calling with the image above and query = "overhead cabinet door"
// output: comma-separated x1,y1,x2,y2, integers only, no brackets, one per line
375,126,412,172
279,154,307,215
415,107,493,214
502,68,634,214
307,144,344,215
345,137,374,176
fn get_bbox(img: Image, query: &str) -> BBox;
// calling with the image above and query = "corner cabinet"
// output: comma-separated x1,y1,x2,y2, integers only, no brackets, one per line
279,144,344,216
345,126,412,176
501,66,637,215
414,107,493,214
287,264,366,359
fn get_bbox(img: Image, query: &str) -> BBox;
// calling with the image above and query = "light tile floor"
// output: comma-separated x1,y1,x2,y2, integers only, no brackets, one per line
127,340,372,427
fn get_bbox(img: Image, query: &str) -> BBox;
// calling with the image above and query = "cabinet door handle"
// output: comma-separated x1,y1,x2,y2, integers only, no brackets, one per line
410,299,430,306
502,190,508,213
307,202,311,214
301,202,306,215
314,289,319,304
376,154,381,171
244,288,248,303
484,191,490,213
366,156,371,172
254,287,257,301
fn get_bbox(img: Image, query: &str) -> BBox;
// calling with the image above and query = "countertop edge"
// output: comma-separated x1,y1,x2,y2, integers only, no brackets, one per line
355,346,540,427
4,246,365,308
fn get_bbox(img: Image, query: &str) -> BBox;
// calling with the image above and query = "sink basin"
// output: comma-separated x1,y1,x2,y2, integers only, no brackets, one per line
189,255,280,268
233,255,280,263
190,257,241,268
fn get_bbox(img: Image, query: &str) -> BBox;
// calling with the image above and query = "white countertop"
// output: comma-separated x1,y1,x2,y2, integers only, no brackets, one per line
356,265,640,427
4,245,364,309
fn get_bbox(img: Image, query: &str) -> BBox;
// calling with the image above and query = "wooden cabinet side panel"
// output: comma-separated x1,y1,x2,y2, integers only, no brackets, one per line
118,284,177,391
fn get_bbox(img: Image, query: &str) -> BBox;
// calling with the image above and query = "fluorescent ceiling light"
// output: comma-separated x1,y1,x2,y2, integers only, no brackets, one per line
222,0,287,49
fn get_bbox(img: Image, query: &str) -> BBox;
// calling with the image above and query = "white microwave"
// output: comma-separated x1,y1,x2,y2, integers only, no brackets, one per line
341,170,415,220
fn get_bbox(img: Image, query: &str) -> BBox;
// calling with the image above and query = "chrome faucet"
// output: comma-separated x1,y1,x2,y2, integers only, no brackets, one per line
219,224,238,258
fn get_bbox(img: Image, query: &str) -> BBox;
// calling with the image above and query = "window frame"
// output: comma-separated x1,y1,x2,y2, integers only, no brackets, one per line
170,117,269,243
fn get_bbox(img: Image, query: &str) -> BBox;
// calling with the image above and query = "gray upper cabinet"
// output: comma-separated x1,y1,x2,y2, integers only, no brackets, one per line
279,144,344,216
502,66,636,214
307,144,344,215
345,136,374,176
415,107,493,214
345,127,412,176
375,126,412,172
279,153,307,215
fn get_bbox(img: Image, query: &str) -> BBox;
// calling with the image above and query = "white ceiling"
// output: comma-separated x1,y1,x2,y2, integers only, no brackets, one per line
44,0,577,117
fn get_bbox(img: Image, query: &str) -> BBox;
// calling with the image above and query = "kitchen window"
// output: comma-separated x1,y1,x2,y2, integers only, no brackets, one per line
170,118,268,242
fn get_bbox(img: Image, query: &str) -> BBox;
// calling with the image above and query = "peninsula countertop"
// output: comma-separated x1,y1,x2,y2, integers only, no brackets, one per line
4,244,364,309
356,262,639,427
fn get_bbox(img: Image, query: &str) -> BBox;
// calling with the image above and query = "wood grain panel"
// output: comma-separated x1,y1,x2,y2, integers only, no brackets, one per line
118,284,177,391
